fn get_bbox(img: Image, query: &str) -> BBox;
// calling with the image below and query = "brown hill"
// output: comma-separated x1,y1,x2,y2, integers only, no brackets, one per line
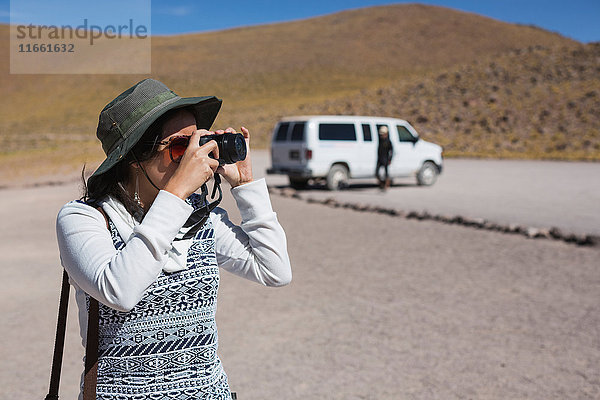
0,4,588,181
300,43,600,160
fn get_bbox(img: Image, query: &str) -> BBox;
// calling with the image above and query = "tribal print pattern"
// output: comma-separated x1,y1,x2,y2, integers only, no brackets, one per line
86,194,231,399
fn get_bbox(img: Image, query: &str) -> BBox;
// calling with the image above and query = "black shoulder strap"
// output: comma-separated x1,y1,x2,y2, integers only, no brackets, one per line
44,269,70,400
45,271,99,400
45,204,107,399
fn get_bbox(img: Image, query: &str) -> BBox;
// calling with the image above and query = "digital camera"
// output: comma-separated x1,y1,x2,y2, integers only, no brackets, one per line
199,132,247,165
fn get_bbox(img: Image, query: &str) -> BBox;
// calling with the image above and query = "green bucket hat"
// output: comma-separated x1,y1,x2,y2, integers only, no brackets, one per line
89,78,222,183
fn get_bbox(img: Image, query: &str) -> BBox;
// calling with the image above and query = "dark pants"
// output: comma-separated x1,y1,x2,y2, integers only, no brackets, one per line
376,161,389,182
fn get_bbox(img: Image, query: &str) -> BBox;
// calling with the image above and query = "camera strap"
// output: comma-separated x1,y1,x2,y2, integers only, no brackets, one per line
181,174,223,240
131,151,222,240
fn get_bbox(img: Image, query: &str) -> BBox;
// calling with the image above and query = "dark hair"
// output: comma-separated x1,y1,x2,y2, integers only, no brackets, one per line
81,108,188,220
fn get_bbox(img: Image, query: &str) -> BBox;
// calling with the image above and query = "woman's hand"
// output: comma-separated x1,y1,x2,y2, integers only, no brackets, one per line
215,126,253,188
163,130,220,200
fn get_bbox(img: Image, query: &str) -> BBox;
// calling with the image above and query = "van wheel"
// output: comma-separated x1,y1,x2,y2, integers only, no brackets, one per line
417,161,438,186
289,177,309,189
326,165,349,191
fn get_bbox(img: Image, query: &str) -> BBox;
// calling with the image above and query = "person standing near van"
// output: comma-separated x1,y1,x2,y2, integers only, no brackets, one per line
376,125,393,190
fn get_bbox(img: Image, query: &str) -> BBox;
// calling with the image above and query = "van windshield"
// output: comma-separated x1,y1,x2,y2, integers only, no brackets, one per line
397,125,416,142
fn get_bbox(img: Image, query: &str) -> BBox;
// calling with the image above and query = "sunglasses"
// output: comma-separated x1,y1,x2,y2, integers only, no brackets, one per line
157,135,191,163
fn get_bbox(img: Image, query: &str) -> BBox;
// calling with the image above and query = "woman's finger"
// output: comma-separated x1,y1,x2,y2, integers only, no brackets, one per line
188,130,211,152
198,138,220,161
207,157,220,172
240,126,250,139
195,128,212,137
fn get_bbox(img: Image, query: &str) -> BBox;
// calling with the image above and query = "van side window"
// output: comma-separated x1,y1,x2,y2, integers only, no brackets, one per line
319,123,357,141
290,122,305,142
362,124,372,141
275,123,290,142
397,125,416,142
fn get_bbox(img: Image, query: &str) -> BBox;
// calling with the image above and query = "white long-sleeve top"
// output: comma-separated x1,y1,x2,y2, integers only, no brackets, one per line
56,178,292,324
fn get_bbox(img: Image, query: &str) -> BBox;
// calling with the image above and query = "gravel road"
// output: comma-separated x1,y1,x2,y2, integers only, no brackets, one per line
1,156,598,399
255,153,600,236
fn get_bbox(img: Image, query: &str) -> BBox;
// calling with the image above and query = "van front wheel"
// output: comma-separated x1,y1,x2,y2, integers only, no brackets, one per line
326,165,349,191
417,161,438,186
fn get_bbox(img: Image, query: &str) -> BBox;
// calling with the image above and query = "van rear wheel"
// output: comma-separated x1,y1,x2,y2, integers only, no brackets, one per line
288,176,309,189
326,165,349,191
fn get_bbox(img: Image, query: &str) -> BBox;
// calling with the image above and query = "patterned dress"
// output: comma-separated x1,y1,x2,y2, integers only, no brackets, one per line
86,194,232,399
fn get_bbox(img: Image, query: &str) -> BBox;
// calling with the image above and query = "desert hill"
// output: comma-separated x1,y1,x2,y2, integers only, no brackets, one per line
0,4,593,181
301,43,600,160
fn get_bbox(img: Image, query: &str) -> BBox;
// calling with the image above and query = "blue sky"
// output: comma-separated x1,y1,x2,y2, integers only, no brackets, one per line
2,0,599,43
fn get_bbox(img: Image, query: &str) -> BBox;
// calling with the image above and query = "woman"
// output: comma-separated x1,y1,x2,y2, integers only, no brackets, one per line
56,79,292,400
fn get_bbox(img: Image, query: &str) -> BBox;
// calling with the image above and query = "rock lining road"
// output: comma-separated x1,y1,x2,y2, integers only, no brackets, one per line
254,153,600,236
269,187,599,247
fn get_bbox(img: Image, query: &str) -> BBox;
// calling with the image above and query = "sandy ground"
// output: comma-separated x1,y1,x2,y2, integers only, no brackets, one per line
0,155,599,399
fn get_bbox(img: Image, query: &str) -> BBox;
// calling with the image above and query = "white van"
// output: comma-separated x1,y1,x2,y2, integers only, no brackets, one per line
267,115,443,190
